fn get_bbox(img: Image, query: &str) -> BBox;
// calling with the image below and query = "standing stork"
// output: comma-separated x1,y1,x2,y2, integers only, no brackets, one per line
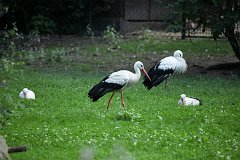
143,50,187,90
88,61,151,112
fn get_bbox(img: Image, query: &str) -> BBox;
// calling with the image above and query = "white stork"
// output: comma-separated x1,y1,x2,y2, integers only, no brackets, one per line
19,88,35,99
88,61,151,112
143,50,187,90
178,94,202,106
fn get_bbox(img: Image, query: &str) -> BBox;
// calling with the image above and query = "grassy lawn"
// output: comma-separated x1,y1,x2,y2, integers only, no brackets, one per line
1,37,240,159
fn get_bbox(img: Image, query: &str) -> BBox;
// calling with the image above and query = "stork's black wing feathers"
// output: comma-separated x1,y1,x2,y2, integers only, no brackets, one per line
88,75,123,102
189,96,203,105
143,62,174,90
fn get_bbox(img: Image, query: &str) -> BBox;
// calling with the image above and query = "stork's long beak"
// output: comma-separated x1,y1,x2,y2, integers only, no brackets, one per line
141,68,151,81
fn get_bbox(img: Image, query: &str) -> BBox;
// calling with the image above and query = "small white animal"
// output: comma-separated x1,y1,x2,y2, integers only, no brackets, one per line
178,94,201,106
19,88,35,99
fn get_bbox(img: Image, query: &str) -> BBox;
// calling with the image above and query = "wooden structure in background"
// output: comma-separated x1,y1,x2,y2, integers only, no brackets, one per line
90,0,171,34
121,0,171,33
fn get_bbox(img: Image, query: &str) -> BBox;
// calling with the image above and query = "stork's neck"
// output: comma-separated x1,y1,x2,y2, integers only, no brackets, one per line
23,92,27,98
134,66,141,80
175,56,182,61
175,57,185,63
175,57,187,73
182,98,186,105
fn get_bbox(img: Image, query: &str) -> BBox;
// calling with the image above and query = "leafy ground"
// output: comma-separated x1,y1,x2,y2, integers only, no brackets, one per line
1,36,240,160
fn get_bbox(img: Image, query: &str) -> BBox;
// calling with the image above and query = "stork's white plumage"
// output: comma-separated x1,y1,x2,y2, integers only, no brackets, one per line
178,94,202,106
143,50,187,90
19,88,35,99
88,61,151,112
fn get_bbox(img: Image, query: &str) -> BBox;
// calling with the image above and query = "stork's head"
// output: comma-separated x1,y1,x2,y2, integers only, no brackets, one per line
134,61,151,81
135,61,144,70
23,88,29,97
174,50,183,58
180,94,186,99
23,88,29,93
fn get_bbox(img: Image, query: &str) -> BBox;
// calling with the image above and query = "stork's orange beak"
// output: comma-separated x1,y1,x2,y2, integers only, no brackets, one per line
141,68,151,81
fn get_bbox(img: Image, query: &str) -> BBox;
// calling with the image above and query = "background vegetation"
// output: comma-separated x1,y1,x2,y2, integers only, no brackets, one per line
1,0,115,34
155,0,240,60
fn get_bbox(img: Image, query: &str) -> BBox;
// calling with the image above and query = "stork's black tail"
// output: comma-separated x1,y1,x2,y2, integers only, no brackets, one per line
88,81,122,102
143,65,174,90
189,97,203,105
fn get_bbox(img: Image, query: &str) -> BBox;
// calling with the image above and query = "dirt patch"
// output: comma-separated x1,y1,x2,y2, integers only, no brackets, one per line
22,35,240,78
185,55,240,78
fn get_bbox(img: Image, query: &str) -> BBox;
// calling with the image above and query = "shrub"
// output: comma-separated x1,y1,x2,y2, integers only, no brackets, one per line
103,25,123,51
28,15,56,34
0,24,23,128
1,23,23,59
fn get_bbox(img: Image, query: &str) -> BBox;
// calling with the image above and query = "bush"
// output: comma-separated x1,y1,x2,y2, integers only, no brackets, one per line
28,15,56,34
0,59,17,129
0,94,14,130
103,25,123,51
0,59,14,86
0,24,23,128
2,24,23,59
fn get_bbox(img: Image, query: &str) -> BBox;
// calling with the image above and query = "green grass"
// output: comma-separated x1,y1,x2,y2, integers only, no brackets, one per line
120,38,232,56
1,37,239,159
1,68,240,160
43,36,233,60
30,37,234,73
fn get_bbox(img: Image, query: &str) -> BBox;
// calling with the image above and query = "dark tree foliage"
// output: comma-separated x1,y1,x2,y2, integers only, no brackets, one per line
0,0,116,34
156,0,240,62
209,0,240,61
1,0,89,33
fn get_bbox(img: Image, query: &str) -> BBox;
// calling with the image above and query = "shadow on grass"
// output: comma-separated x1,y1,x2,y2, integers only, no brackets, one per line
115,112,132,121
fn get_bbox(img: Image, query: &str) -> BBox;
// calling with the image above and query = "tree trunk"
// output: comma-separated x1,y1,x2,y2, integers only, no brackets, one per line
227,37,240,62
223,1,240,62
181,3,186,40
225,25,240,62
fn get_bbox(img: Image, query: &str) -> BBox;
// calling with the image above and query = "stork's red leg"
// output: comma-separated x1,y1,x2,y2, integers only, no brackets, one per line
165,78,168,90
120,92,126,112
106,92,115,112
